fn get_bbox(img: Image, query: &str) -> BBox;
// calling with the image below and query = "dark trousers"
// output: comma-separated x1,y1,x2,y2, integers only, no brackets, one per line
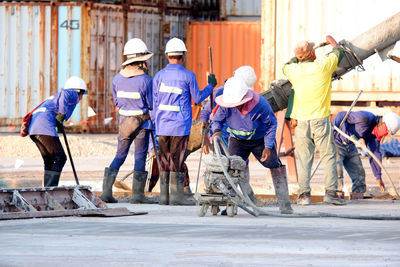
158,135,189,172
228,137,281,169
110,128,149,171
30,135,67,172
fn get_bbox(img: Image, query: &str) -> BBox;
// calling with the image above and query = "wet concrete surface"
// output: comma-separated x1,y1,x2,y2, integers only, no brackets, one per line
0,202,399,266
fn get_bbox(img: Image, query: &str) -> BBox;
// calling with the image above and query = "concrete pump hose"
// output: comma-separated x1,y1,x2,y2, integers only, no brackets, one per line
213,136,400,220
333,125,400,199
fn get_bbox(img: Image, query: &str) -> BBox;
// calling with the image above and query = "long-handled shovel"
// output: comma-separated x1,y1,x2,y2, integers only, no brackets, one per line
61,128,80,185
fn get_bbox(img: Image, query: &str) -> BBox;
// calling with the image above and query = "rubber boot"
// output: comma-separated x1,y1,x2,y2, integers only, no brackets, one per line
100,167,118,203
159,171,170,205
241,166,265,207
270,165,293,214
130,171,158,204
44,170,61,187
169,172,196,206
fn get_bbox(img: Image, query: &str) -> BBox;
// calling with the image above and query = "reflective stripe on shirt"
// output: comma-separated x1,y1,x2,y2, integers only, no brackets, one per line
159,83,183,95
117,91,141,99
32,107,47,114
119,109,144,116
227,127,256,140
159,104,180,112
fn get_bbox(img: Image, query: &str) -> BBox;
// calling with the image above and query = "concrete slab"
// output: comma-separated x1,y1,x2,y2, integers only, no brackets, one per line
0,201,399,266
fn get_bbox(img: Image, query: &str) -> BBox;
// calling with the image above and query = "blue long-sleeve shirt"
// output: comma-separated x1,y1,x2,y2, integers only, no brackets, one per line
199,86,230,142
112,73,153,130
28,89,79,137
153,63,213,136
211,92,277,149
333,111,382,180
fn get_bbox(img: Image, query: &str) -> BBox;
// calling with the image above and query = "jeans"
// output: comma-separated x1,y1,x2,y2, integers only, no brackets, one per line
228,137,281,169
110,128,149,172
336,145,366,193
295,116,338,195
30,135,67,172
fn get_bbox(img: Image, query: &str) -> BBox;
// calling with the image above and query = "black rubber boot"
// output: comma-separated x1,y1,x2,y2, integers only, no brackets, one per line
270,165,293,214
169,172,196,206
44,170,61,187
130,171,158,204
100,167,118,203
159,171,170,205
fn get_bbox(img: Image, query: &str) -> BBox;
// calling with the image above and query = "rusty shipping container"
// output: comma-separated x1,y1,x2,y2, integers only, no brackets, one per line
0,1,219,133
186,21,262,94
261,0,400,110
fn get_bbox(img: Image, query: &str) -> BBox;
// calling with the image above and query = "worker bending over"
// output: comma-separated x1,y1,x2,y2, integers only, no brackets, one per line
211,76,293,214
153,37,217,205
100,38,156,204
200,66,265,207
28,76,88,187
333,111,400,198
283,35,345,206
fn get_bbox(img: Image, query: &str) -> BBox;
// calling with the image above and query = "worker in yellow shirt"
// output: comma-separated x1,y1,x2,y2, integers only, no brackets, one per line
283,35,345,206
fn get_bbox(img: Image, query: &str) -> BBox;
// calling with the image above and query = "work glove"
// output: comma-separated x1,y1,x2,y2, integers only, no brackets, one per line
200,122,209,135
56,112,65,133
208,74,217,87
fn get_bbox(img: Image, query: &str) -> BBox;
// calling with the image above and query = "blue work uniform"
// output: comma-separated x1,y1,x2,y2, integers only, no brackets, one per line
28,89,79,173
109,73,153,172
199,86,229,145
153,63,213,136
29,89,79,136
333,111,381,189
212,92,281,169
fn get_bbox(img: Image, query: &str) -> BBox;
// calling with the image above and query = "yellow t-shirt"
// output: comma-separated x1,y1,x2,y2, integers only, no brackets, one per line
283,53,339,120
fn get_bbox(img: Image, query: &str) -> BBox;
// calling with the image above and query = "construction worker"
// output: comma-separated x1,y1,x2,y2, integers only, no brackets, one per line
211,76,293,214
28,76,88,187
200,66,265,207
333,111,400,199
153,37,217,205
100,38,156,204
283,35,345,206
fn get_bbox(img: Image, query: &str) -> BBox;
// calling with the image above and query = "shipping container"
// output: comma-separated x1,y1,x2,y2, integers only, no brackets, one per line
261,0,400,107
220,0,261,21
186,21,262,92
0,1,219,133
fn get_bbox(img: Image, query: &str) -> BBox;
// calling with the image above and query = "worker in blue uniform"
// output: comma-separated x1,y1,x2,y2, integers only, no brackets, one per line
333,110,400,199
28,76,88,187
211,76,293,214
100,38,156,204
200,66,265,207
153,37,217,205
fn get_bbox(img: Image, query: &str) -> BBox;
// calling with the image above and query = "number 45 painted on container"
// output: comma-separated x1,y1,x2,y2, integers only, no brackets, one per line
60,20,80,30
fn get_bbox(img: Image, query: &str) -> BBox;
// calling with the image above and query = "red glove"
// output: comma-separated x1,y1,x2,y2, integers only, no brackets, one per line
326,35,339,47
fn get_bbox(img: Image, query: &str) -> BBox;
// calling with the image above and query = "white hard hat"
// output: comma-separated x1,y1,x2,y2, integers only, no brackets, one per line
122,38,153,66
215,77,253,108
233,66,257,90
64,76,88,95
165,37,187,56
382,112,400,135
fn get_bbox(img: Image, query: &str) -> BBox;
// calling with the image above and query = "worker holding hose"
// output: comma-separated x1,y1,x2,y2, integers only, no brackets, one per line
211,76,293,214
283,35,345,206
28,76,88,187
200,66,265,207
100,38,156,204
333,111,400,198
